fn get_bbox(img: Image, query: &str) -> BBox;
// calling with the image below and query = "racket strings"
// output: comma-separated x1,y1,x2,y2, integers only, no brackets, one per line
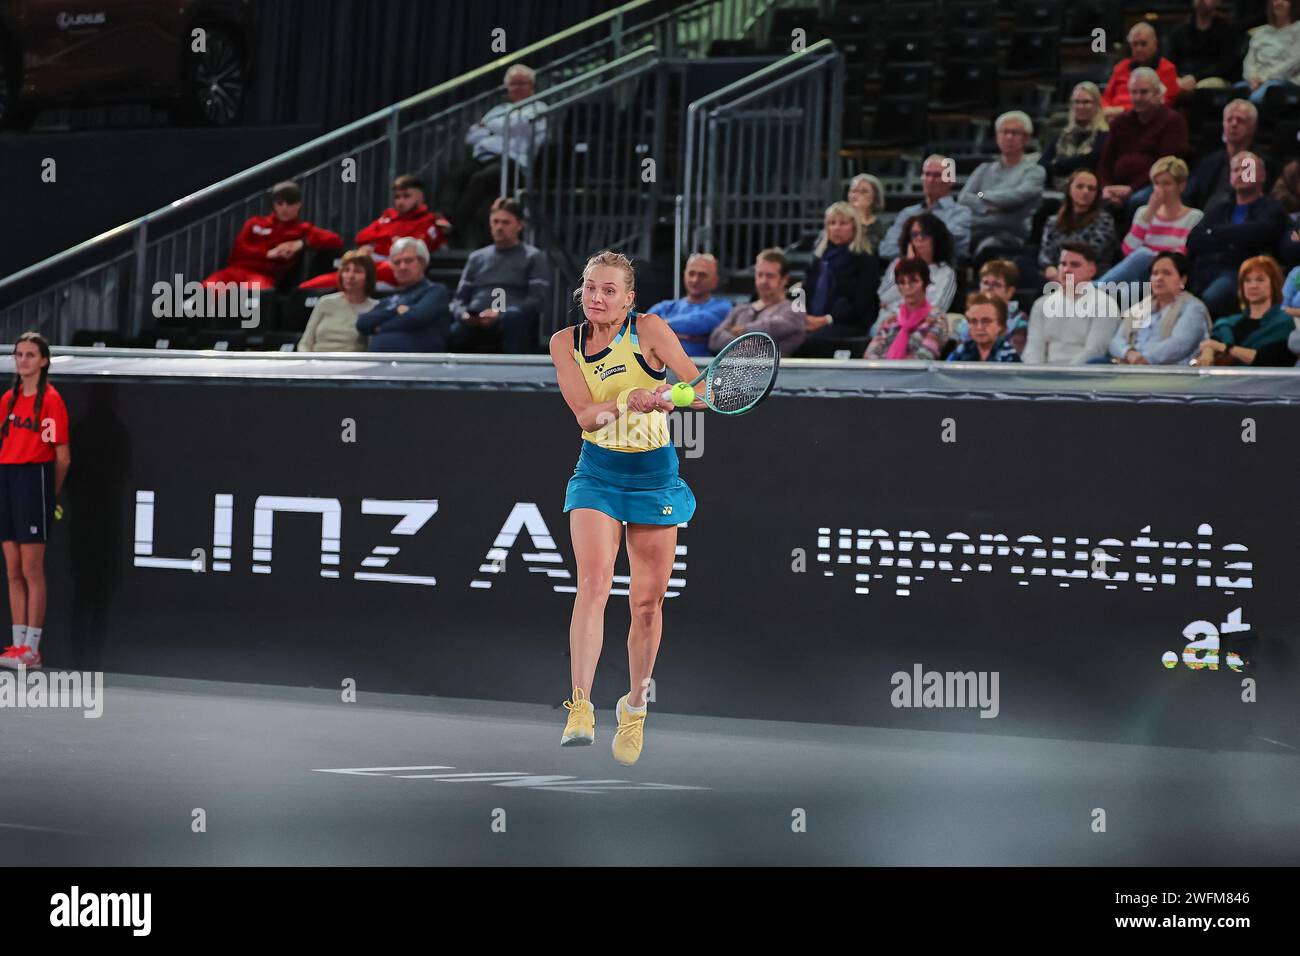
708,334,777,412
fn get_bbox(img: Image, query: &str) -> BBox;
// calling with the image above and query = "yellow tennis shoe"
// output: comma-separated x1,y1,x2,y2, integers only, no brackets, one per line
611,694,647,765
561,686,595,746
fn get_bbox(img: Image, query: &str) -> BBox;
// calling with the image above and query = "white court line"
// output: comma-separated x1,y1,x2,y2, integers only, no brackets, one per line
0,821,91,836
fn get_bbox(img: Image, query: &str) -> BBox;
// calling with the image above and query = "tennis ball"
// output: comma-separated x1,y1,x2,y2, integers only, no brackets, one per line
670,382,695,407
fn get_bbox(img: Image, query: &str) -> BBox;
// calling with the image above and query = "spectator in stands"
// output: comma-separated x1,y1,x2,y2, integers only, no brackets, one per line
297,251,377,352
1022,242,1122,364
1098,69,1190,208
947,294,1021,363
301,174,451,291
1101,157,1203,285
864,258,949,360
1169,0,1243,92
1126,99,1257,213
1283,261,1300,317
356,237,451,352
1186,152,1288,315
1271,154,1300,269
1106,252,1211,364
1285,325,1300,365
1039,169,1118,285
1185,100,1260,211
978,259,1029,354
643,253,731,357
802,202,880,339
880,155,971,261
708,248,806,356
958,111,1046,259
1039,83,1109,192
847,174,887,252
1194,255,1296,364
1272,154,1300,214
453,64,548,248
1101,22,1181,119
447,198,550,354
1236,0,1300,104
202,180,341,292
876,212,958,329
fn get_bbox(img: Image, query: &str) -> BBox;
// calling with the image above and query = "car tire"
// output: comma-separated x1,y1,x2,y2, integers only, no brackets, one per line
183,25,245,126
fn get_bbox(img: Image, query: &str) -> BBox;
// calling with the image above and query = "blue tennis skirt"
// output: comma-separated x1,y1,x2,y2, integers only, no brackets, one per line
563,441,696,526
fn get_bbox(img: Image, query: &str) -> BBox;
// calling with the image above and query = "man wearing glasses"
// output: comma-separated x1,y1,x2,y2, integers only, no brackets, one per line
957,111,1046,261
880,154,972,262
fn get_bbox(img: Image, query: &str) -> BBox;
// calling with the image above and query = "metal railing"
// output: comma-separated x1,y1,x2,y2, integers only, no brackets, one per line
677,39,842,290
495,50,669,335
0,0,782,344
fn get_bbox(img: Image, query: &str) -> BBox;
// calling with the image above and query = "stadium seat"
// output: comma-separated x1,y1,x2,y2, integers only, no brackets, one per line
872,95,931,147
831,1,885,32
1000,29,1059,78
1063,0,1121,41
1014,0,1065,28
884,2,939,34
1259,83,1300,134
883,35,934,68
278,288,324,333
943,28,998,62
70,329,127,348
136,327,198,350
881,64,933,99
194,330,248,351
934,61,999,111
1190,86,1238,153
946,1,998,31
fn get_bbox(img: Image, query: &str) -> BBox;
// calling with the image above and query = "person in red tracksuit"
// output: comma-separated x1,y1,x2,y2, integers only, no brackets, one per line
202,180,342,291
300,173,452,291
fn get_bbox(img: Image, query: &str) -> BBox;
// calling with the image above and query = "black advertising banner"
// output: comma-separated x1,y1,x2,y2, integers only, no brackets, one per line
50,379,1299,750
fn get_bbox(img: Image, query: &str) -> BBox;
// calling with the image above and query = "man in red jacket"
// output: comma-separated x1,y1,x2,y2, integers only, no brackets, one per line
202,181,342,291
300,174,452,290
1101,21,1181,119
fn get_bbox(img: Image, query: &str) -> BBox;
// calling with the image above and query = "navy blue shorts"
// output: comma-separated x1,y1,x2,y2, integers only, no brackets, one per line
0,462,56,544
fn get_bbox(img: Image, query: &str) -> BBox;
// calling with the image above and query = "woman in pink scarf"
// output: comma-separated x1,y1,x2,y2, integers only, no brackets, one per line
864,258,950,360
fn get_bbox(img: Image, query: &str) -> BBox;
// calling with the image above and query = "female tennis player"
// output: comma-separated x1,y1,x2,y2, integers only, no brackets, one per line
0,332,71,671
548,250,706,766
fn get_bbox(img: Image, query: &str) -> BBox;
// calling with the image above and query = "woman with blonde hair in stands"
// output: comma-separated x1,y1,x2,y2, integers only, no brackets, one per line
1039,82,1109,191
802,201,881,342
846,173,887,252
1193,255,1294,365
1101,156,1203,286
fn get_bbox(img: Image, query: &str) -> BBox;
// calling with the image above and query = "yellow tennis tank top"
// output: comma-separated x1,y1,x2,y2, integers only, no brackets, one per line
571,311,671,452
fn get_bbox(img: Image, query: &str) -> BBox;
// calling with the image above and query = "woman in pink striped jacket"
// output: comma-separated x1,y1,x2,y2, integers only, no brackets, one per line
1101,156,1203,285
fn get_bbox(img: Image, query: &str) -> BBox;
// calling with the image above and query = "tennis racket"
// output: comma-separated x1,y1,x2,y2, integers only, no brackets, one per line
658,331,779,415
